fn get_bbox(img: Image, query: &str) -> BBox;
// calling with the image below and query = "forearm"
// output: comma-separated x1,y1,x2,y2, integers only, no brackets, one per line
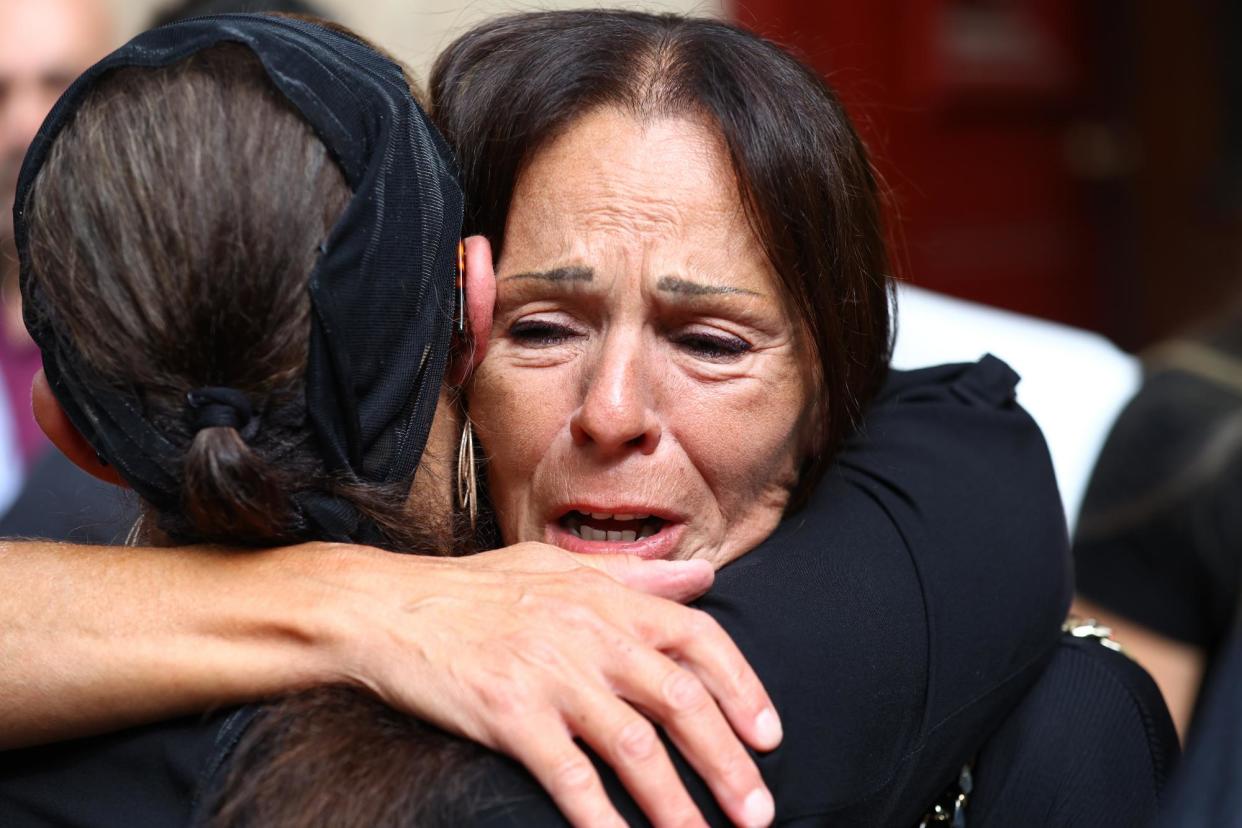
0,540,345,748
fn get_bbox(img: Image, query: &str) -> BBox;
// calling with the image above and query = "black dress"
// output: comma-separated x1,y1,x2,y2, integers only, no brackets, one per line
0,449,136,544
0,358,1080,826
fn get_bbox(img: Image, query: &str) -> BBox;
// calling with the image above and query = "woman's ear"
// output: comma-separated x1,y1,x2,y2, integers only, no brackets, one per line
31,369,127,487
448,234,496,385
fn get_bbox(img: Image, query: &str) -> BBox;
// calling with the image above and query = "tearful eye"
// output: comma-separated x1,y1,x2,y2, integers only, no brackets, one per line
509,318,581,347
675,332,752,362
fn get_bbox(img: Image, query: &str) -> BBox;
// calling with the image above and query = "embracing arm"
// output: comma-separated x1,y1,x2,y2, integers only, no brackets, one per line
384,357,1074,826
0,540,340,749
0,538,777,827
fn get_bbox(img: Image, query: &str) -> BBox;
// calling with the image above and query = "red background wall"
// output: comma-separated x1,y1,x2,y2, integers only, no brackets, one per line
731,0,1240,349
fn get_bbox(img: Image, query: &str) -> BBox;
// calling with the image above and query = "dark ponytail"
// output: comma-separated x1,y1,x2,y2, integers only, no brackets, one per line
184,426,290,542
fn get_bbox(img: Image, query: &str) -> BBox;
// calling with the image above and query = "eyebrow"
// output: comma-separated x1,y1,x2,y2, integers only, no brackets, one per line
657,276,760,297
503,266,594,284
500,268,761,297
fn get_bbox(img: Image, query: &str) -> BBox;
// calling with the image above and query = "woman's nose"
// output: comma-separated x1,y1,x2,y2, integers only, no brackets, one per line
570,339,661,457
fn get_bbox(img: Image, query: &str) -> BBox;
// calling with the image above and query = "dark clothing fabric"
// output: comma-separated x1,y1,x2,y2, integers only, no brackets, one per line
0,711,254,828
1074,339,1242,654
971,635,1179,828
0,449,136,544
0,358,1074,826
1163,611,1242,828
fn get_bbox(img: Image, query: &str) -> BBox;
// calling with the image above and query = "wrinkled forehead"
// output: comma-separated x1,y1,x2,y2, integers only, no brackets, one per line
504,107,767,276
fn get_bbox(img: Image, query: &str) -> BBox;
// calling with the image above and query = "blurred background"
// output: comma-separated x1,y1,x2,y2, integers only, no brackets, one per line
86,0,1239,353
12,0,1242,350
732,0,1242,352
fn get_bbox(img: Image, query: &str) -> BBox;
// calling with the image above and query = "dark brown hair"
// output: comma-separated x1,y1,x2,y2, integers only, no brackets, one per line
26,43,449,552
208,687,495,827
431,10,894,506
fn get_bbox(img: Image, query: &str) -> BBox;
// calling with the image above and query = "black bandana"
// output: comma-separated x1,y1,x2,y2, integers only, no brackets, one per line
14,15,463,543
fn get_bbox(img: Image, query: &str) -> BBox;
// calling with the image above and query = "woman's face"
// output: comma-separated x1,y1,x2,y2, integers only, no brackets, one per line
470,107,813,568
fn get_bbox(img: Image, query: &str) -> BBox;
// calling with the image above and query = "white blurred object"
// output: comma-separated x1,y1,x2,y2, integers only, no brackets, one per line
0,372,25,516
892,283,1140,533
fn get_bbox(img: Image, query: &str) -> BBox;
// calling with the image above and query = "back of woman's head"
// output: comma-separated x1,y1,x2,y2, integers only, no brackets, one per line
431,11,893,504
22,24,461,552
25,44,347,543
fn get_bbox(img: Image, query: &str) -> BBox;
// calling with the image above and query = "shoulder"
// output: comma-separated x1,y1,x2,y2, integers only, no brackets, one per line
705,356,1070,819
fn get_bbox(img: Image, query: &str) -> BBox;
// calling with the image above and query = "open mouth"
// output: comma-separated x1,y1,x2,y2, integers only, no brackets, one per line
560,510,667,542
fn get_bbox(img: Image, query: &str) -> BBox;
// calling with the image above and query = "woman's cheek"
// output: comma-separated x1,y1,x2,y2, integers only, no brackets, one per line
681,378,805,507
470,361,565,497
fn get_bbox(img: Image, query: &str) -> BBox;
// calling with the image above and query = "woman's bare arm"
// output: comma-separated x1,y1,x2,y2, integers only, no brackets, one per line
0,539,779,827
0,540,335,747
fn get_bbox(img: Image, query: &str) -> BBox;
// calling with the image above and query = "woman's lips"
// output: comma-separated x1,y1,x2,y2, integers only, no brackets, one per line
546,508,685,559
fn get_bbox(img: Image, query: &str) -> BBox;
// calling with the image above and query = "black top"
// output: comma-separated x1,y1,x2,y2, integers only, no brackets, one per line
1074,338,1242,655
0,449,135,545
969,634,1178,828
0,358,1072,826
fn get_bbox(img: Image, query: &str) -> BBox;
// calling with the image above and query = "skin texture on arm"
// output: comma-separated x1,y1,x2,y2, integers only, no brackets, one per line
0,537,781,827
0,540,341,748
0,539,739,749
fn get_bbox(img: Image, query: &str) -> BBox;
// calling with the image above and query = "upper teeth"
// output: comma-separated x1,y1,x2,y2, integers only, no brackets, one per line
567,511,661,542
578,527,637,542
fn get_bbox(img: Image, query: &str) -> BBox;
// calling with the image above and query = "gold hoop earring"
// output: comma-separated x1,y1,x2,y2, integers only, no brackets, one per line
456,420,478,530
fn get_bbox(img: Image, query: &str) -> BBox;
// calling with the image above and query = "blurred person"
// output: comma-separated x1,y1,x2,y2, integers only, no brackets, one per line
0,0,112,482
1074,323,1242,737
1160,605,1242,827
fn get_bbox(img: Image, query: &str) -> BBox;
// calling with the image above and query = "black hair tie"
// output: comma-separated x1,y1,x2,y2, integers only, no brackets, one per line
186,387,255,438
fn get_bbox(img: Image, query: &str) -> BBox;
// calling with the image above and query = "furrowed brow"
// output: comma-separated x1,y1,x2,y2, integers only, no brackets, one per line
503,266,594,284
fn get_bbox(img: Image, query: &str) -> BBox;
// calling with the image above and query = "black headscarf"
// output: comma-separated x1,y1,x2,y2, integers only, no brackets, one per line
14,14,464,543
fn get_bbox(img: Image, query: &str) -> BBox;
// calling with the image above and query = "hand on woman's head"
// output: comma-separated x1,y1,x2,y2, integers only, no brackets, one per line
470,108,813,569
